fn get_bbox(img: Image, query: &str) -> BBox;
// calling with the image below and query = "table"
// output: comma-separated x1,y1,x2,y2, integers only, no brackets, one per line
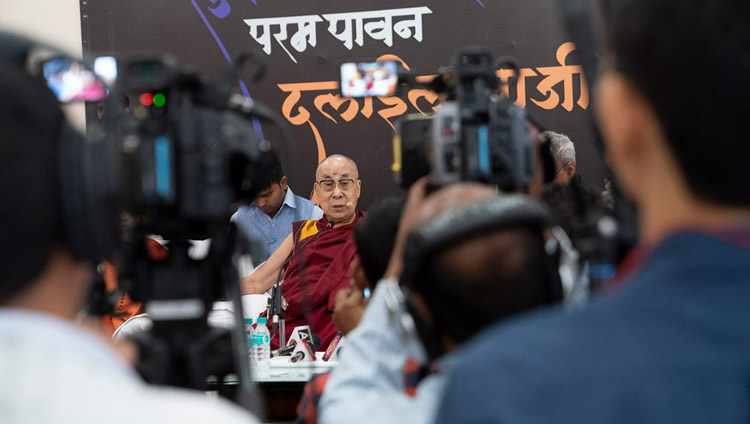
255,353,336,422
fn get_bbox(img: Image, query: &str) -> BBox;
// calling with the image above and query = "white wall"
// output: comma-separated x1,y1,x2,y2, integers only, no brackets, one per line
0,0,85,128
0,0,82,56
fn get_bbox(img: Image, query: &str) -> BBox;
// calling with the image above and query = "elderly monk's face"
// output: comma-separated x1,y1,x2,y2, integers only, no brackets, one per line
315,156,361,226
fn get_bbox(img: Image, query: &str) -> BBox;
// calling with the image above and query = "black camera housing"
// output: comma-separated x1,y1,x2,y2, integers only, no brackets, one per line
391,47,532,191
109,54,271,240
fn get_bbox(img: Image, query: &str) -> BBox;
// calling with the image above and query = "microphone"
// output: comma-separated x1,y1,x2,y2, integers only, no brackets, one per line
271,333,321,357
270,220,335,337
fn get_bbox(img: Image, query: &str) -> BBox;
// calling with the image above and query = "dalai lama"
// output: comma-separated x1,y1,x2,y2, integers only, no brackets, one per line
241,154,364,349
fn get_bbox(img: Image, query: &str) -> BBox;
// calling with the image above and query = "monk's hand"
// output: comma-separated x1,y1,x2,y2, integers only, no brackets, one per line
333,288,366,335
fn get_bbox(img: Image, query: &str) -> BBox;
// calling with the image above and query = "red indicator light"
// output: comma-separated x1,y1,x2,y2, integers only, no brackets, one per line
140,93,154,106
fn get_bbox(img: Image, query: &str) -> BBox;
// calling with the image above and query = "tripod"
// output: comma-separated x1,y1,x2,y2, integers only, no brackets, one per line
119,226,263,414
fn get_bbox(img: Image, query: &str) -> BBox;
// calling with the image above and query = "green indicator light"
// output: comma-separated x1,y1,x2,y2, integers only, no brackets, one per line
153,93,166,107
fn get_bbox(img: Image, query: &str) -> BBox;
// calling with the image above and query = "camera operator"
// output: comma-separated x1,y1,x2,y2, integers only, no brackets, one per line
0,44,259,423
317,178,562,424
436,1,750,422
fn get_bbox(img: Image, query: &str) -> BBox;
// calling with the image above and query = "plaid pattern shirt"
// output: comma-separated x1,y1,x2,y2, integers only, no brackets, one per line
296,356,426,424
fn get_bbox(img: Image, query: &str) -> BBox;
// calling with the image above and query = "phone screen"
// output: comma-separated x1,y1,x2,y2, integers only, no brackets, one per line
340,61,398,98
43,57,108,103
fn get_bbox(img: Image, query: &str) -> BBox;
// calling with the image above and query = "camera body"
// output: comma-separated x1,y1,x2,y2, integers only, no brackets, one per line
110,53,269,240
390,47,532,190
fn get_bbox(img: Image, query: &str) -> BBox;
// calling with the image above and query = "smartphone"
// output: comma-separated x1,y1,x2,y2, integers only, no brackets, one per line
42,57,109,103
340,60,398,98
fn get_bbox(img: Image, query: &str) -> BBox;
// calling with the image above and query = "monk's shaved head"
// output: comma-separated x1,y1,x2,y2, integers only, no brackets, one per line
316,154,358,179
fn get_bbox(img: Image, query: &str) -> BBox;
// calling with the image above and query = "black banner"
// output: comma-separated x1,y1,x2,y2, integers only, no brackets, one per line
81,0,604,209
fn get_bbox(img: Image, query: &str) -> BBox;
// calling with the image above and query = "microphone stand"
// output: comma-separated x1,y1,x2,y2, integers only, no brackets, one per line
269,220,334,347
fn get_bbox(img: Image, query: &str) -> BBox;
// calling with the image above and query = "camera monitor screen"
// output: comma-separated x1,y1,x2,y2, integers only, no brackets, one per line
43,57,108,103
340,61,398,98
94,56,118,87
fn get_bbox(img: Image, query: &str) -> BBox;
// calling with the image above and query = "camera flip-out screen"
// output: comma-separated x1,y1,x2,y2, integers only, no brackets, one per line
340,60,398,98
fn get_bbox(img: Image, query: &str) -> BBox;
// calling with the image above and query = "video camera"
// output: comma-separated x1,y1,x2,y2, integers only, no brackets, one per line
341,47,531,191
101,53,286,410
34,47,291,412
108,53,275,239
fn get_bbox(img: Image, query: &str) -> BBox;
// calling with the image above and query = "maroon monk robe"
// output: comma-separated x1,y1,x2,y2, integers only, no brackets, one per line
273,211,365,351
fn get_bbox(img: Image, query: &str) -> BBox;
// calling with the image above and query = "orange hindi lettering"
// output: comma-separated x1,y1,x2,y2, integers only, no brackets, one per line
530,42,589,111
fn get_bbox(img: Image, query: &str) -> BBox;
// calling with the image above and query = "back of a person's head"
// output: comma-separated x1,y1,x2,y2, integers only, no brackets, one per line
539,131,575,170
0,60,65,303
401,190,560,346
601,0,750,206
353,196,404,287
414,225,555,344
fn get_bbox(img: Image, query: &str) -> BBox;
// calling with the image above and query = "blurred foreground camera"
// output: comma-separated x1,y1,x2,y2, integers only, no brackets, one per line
101,53,288,412
110,53,274,240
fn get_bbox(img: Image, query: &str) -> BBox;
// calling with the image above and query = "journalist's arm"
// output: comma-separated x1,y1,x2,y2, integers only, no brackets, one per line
318,278,438,424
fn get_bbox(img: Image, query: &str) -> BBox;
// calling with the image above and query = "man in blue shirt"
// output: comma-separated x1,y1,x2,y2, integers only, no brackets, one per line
436,1,750,423
232,152,322,265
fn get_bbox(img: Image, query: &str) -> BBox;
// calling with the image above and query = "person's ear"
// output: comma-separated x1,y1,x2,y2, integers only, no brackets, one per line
553,162,575,184
348,256,371,294
595,72,658,198
409,293,435,328
566,162,576,178
279,176,288,190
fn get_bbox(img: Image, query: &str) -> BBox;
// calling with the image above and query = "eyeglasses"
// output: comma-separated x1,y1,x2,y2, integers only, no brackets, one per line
317,178,357,192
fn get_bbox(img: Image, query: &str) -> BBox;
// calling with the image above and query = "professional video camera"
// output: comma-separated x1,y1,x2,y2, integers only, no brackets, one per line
38,49,292,412
23,37,283,411
108,54,275,237
100,53,293,411
341,47,531,191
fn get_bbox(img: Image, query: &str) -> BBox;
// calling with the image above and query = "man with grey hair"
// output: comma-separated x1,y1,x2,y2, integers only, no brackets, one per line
540,130,576,184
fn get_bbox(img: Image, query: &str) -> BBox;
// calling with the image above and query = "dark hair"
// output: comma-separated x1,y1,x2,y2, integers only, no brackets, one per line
601,0,750,206
542,181,607,242
352,196,404,288
409,225,556,345
247,150,284,201
0,62,66,302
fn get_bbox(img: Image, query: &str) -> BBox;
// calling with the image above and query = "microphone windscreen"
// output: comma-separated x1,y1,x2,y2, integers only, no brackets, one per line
310,333,322,349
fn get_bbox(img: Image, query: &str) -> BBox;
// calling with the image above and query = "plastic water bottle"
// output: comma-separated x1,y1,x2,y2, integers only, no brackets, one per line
252,317,270,369
244,318,254,361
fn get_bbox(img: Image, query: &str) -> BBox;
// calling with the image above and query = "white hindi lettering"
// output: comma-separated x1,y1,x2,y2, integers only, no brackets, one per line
290,16,325,54
244,15,324,63
246,7,432,61
321,11,365,50
323,7,432,50
393,7,431,42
